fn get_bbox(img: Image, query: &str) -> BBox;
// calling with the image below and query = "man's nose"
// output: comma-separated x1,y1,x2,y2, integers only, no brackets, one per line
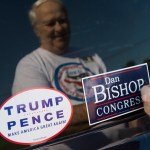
54,21,63,32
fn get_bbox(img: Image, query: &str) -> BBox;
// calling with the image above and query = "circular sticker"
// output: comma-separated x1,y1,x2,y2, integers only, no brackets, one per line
0,88,73,145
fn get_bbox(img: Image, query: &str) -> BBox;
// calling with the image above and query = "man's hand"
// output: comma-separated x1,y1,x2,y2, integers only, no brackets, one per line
141,85,150,116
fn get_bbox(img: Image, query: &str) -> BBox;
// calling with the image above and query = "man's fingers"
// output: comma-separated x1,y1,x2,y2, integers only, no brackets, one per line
141,85,150,116
141,85,150,102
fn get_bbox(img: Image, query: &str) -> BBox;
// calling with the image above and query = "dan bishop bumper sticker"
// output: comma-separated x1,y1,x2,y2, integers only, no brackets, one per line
0,88,73,145
82,63,150,125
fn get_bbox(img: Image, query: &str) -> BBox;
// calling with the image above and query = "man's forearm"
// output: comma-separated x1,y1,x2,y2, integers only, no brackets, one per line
58,103,90,136
70,103,88,125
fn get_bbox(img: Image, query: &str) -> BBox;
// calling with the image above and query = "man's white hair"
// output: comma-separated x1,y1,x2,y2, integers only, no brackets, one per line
29,0,64,26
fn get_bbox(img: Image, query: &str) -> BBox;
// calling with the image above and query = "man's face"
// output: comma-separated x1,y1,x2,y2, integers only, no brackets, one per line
34,1,70,54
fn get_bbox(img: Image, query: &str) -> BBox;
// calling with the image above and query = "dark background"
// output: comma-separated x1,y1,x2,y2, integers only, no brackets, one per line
1,0,150,103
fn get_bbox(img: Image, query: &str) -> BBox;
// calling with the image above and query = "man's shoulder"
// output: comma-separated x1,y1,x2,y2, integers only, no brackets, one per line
17,48,41,67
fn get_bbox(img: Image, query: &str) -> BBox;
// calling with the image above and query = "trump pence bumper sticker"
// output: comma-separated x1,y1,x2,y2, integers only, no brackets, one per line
82,63,150,125
0,88,73,145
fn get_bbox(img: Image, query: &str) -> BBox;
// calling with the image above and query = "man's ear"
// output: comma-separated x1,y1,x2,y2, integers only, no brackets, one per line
33,25,41,38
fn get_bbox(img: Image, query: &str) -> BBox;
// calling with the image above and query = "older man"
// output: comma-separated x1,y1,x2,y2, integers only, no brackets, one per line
12,0,106,134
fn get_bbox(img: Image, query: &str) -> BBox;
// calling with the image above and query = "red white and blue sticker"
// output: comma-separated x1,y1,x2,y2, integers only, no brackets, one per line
0,88,73,145
82,63,150,125
54,63,94,102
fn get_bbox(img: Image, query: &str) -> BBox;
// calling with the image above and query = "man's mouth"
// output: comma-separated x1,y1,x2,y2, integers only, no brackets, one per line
52,33,69,40
55,35,65,40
